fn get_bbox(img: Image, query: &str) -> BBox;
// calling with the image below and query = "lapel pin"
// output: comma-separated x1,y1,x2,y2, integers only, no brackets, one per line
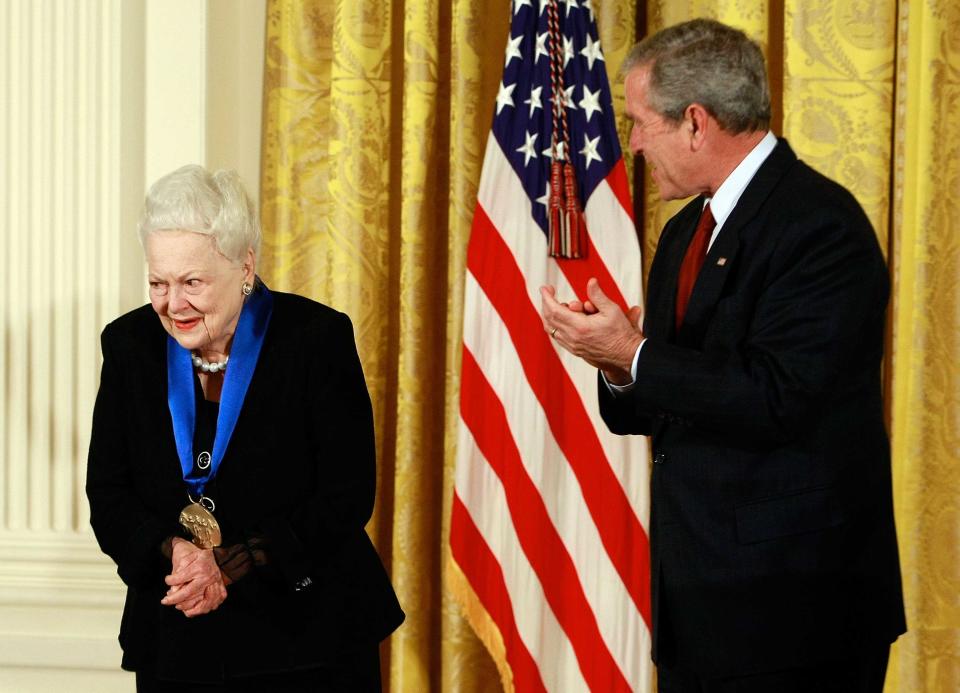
716,257,727,266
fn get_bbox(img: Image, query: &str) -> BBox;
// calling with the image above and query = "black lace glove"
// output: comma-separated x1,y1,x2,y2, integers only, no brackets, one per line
213,535,267,585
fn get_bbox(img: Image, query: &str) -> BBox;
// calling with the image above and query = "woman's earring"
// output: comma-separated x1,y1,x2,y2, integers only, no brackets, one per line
241,282,253,296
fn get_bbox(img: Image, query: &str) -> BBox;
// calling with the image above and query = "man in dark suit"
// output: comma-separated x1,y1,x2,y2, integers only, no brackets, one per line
541,19,905,692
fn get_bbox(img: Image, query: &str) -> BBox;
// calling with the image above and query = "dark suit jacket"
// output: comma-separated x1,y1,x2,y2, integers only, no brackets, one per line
599,140,905,677
86,289,404,682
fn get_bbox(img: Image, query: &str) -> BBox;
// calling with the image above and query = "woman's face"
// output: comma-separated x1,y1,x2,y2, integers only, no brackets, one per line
146,230,254,355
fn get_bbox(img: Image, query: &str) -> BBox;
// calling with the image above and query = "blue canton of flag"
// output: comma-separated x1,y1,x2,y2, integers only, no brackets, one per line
493,0,622,238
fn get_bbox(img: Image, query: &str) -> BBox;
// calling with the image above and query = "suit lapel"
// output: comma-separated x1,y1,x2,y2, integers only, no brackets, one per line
676,222,742,344
677,139,798,344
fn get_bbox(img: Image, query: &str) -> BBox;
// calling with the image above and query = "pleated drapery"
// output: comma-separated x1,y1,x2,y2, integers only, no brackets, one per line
886,2,959,690
259,1,959,690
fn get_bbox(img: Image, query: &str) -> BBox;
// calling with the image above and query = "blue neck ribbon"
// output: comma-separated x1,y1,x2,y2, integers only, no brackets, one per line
166,281,273,499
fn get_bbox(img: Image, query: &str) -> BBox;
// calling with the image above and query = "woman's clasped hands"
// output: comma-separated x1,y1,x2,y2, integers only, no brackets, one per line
161,536,228,618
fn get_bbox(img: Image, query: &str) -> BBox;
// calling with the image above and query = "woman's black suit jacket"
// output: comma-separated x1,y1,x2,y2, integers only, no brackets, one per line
86,289,404,682
599,140,905,678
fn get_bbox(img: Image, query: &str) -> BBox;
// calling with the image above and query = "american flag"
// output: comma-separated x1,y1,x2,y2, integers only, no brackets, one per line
449,1,651,691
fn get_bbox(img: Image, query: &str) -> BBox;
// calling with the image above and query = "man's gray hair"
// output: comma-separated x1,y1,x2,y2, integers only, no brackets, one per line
621,18,771,133
138,165,261,263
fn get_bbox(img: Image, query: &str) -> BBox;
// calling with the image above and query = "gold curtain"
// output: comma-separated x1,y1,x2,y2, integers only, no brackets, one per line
260,0,958,690
886,1,960,690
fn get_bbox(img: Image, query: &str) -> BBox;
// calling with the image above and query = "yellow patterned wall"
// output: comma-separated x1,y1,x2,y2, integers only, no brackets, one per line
260,1,959,690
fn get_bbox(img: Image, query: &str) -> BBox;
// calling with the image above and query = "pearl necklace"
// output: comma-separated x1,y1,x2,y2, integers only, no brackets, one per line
191,352,229,373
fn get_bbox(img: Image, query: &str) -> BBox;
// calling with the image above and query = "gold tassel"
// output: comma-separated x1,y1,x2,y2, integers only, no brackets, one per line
562,162,586,259
548,159,565,257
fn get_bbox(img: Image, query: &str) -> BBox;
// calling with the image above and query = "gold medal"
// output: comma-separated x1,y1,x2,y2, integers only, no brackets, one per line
178,500,222,549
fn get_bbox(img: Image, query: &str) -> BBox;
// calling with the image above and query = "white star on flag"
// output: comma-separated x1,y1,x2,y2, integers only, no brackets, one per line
536,180,550,208
564,0,580,17
525,86,543,117
513,0,532,14
580,133,602,169
535,32,549,63
495,81,516,114
505,35,523,66
579,84,602,122
580,33,604,70
516,131,539,166
542,140,566,161
551,84,577,110
583,0,595,21
563,35,575,68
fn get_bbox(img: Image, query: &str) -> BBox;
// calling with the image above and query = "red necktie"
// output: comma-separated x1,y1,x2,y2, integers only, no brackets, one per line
675,202,715,331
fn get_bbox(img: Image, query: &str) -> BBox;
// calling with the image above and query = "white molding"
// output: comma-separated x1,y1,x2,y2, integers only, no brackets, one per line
0,532,125,609
0,669,134,693
0,632,123,671
0,539,129,676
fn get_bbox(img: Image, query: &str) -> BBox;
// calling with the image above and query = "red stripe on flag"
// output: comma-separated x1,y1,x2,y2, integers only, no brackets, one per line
467,203,652,629
450,494,548,693
460,347,633,692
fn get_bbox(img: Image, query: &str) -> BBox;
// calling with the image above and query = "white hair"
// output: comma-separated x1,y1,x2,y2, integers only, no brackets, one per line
138,164,261,263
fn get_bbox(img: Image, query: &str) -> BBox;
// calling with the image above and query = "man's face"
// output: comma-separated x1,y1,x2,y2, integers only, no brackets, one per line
624,66,697,201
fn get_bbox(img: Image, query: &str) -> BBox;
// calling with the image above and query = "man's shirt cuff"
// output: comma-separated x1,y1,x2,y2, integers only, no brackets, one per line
602,339,645,395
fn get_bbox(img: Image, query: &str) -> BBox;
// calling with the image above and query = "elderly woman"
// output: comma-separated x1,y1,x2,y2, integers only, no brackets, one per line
86,165,403,692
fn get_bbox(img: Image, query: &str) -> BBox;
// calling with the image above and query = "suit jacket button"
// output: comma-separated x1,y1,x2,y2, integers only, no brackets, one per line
654,453,666,465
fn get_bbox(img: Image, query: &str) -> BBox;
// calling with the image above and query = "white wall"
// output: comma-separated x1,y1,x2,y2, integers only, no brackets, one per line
0,1,266,690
